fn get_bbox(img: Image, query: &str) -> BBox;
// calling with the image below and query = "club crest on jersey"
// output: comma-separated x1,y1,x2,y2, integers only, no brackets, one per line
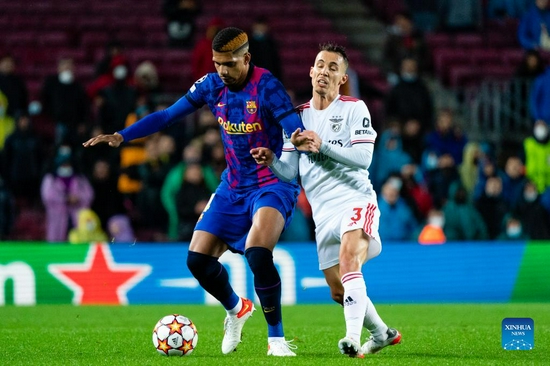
246,101,257,114
330,116,343,132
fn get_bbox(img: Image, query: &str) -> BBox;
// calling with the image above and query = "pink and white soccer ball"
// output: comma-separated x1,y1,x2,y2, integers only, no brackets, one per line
152,314,198,356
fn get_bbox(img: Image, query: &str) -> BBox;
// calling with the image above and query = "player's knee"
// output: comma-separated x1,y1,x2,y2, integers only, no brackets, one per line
187,251,219,280
245,246,273,274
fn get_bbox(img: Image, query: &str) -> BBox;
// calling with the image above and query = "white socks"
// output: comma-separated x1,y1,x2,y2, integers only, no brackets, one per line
341,272,367,342
363,293,388,341
342,271,388,342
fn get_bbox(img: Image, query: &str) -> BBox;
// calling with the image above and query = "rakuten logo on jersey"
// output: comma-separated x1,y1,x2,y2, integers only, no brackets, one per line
218,117,263,134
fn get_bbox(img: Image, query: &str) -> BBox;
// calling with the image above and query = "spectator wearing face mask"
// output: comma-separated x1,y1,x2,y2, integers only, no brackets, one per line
513,179,550,239
40,146,94,242
523,120,550,193
417,209,446,245
96,60,138,133
497,214,529,241
385,57,434,145
68,208,108,244
41,57,89,147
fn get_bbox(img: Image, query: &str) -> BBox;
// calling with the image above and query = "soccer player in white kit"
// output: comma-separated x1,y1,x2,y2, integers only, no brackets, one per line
251,43,401,358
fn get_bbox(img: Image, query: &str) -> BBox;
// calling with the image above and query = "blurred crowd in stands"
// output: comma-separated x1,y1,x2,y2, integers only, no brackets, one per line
1,0,550,244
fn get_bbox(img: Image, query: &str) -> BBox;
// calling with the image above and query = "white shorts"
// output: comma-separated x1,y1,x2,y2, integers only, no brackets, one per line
314,199,382,270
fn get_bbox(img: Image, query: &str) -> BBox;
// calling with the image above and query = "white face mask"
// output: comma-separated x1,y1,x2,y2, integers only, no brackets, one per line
506,224,522,238
58,70,74,84
57,166,73,177
388,177,403,191
113,65,128,80
534,124,548,140
428,215,445,228
524,191,538,202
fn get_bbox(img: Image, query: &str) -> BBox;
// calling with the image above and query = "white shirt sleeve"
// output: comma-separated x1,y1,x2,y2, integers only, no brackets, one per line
319,141,374,169
269,150,299,182
318,100,376,169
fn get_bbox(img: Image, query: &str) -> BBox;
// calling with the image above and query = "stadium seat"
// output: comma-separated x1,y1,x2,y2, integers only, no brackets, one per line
432,48,472,85
501,48,525,67
470,49,502,66
425,32,453,50
455,33,484,48
38,32,69,47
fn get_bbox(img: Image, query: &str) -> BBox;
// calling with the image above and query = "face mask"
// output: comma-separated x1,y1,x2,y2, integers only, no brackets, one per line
113,65,128,80
506,224,522,238
388,177,403,191
401,72,417,82
58,146,72,156
534,124,548,140
86,221,96,231
428,215,445,228
426,153,438,169
57,166,73,177
58,70,74,84
524,191,538,202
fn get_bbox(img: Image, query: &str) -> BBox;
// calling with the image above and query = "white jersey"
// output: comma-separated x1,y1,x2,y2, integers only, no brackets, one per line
283,95,377,224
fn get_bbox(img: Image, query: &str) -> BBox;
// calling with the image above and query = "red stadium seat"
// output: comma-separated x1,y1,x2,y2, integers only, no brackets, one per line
455,33,484,48
470,49,502,66
425,32,453,50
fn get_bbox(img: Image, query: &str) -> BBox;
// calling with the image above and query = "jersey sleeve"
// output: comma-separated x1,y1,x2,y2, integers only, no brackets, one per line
349,100,377,145
269,149,300,182
185,74,212,108
261,75,305,136
118,95,197,142
317,100,376,169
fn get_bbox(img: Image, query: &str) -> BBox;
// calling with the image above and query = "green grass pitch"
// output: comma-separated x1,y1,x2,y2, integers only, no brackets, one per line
0,303,548,365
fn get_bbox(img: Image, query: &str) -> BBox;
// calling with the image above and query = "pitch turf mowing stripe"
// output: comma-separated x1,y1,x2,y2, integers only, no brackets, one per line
512,242,550,302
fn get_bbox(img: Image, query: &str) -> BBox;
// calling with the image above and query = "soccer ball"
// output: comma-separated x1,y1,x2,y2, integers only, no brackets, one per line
152,314,198,356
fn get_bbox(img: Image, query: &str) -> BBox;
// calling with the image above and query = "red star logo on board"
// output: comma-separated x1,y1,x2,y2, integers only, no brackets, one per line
48,244,151,305
169,318,184,334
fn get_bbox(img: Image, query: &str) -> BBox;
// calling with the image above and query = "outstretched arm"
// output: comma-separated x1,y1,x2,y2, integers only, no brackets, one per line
83,95,197,148
250,147,299,182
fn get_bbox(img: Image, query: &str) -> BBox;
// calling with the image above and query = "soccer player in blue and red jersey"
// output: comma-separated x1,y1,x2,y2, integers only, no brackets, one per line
83,27,308,357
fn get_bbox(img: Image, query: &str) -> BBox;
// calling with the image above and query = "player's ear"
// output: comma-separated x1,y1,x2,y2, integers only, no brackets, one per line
340,73,349,86
244,52,251,65
309,67,314,78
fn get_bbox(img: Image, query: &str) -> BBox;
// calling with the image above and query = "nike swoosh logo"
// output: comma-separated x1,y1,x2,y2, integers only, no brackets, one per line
238,303,249,317
263,306,275,313
217,102,226,107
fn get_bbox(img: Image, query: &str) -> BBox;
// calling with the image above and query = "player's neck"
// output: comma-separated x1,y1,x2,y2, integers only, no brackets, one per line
312,92,338,110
